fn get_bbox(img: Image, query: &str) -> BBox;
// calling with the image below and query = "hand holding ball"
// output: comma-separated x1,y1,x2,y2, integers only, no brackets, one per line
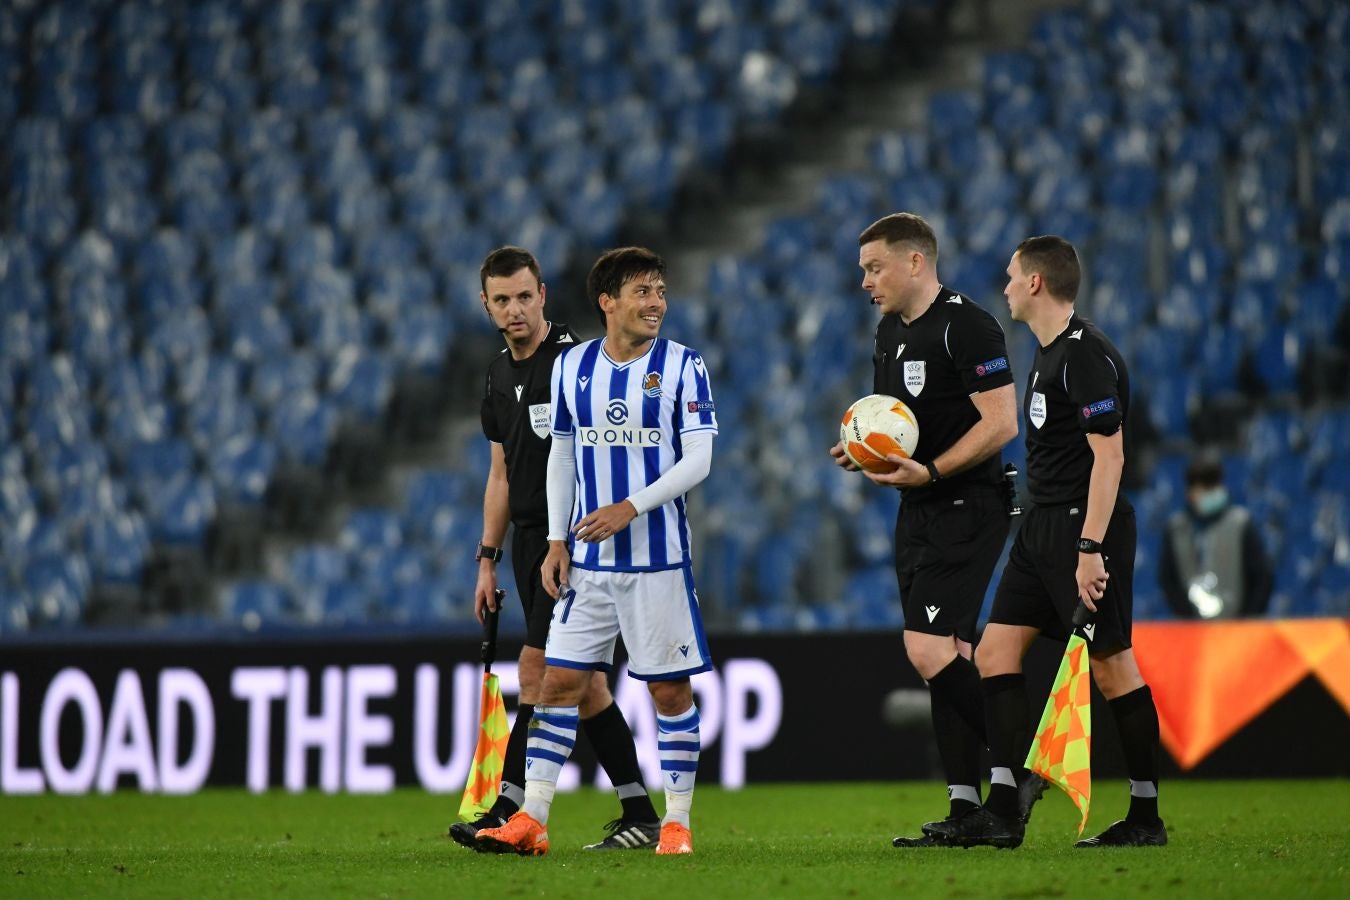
840,394,919,473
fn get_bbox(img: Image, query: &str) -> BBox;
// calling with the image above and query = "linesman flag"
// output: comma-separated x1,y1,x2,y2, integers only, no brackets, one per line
1025,602,1094,836
459,591,510,821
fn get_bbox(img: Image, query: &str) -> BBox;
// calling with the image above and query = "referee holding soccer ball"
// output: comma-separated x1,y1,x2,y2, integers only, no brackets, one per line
830,213,1020,847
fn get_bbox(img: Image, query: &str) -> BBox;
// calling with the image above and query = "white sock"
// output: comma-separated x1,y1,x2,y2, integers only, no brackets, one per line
521,705,578,825
657,705,700,828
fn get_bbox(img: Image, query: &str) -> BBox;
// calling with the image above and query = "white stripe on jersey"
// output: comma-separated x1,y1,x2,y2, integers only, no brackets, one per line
550,337,718,571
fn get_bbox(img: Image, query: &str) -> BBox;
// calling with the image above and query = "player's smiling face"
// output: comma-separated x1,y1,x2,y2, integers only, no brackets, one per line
859,240,912,317
482,267,547,344
604,271,666,347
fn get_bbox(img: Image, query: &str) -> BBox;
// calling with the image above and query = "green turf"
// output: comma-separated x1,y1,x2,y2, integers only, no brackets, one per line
2,781,1347,898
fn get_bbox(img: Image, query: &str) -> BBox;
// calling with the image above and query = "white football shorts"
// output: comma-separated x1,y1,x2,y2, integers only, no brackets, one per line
544,565,713,680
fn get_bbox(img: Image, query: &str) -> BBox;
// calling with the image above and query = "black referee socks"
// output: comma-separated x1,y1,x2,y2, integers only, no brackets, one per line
982,673,1029,820
1110,685,1162,825
582,701,659,823
491,701,534,818
928,655,987,741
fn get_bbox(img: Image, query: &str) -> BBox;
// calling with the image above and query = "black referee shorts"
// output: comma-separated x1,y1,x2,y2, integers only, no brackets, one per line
894,488,1009,644
511,525,556,650
988,500,1136,654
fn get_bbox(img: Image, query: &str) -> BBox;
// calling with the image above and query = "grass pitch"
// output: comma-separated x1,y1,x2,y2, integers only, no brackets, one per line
2,780,1347,898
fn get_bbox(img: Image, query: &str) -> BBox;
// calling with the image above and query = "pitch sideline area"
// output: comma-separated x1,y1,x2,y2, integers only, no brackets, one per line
2,781,1346,898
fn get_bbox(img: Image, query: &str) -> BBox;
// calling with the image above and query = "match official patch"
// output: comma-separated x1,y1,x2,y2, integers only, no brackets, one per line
1081,398,1116,418
687,400,714,413
975,357,1008,377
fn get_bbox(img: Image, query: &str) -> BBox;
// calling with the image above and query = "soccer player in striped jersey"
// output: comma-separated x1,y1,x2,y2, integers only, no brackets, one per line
451,246,659,852
477,247,715,857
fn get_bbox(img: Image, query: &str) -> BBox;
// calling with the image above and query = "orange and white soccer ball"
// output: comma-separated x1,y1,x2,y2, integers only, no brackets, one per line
840,394,920,473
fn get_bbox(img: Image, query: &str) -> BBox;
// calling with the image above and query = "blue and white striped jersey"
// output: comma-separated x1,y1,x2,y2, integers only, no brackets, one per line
550,337,717,571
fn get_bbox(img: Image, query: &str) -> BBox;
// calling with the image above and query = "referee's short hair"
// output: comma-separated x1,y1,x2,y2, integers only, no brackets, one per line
480,246,542,293
587,246,666,326
1015,235,1081,301
858,213,938,265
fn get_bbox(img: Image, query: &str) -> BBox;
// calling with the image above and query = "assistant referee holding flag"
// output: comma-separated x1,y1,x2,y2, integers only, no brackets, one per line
831,213,1020,846
927,235,1167,848
451,246,660,851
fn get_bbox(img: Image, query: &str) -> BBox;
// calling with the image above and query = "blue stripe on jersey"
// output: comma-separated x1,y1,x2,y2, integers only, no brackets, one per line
609,364,632,567
674,494,690,559
552,352,573,434
575,342,602,562
574,341,602,428
692,355,715,426
643,340,668,567
672,354,686,436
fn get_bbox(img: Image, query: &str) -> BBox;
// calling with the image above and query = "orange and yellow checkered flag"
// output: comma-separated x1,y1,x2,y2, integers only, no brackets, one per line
458,670,510,820
1025,606,1093,836
458,593,510,821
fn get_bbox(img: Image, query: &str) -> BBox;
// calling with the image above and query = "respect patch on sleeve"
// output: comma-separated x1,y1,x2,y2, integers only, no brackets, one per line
1081,398,1116,418
974,356,1009,377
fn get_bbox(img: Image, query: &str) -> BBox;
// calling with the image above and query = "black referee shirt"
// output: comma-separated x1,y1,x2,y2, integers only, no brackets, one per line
480,322,580,529
1022,313,1130,505
873,287,1014,503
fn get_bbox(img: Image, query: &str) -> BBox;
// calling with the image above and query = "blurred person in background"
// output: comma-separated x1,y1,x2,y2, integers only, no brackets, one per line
452,246,659,852
1159,451,1272,619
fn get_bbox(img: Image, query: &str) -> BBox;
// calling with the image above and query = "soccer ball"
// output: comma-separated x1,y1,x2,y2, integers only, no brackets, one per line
840,394,919,473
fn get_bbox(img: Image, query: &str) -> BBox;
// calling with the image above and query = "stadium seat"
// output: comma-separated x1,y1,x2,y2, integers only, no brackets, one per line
3,0,1345,631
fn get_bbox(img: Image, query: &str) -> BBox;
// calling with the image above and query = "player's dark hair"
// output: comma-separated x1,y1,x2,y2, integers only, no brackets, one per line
1184,450,1225,488
858,212,939,265
480,245,542,293
1015,235,1081,301
586,246,666,326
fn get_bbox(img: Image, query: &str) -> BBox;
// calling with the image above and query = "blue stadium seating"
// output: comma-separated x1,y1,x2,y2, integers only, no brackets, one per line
0,0,1344,634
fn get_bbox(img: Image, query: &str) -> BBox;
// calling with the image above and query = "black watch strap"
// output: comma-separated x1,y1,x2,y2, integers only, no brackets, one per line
475,542,503,563
1077,538,1103,554
925,461,941,484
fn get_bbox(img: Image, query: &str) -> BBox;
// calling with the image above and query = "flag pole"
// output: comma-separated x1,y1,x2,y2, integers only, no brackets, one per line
459,589,510,821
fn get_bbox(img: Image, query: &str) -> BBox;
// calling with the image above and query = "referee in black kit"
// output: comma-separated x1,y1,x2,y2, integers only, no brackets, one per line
927,235,1167,849
830,213,1020,847
451,246,660,851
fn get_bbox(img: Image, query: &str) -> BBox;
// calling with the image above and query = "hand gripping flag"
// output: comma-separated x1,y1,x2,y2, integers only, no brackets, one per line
459,591,510,821
1025,602,1093,836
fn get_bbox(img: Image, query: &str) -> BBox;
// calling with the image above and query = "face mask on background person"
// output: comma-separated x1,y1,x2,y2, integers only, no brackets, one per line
1192,487,1229,518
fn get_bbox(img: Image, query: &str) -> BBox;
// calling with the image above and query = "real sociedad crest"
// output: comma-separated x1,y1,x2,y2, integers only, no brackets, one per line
642,371,662,398
904,360,926,396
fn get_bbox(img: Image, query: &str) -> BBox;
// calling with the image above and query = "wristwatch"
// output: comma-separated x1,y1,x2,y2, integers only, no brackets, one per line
925,461,942,484
1076,538,1103,554
475,542,503,563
